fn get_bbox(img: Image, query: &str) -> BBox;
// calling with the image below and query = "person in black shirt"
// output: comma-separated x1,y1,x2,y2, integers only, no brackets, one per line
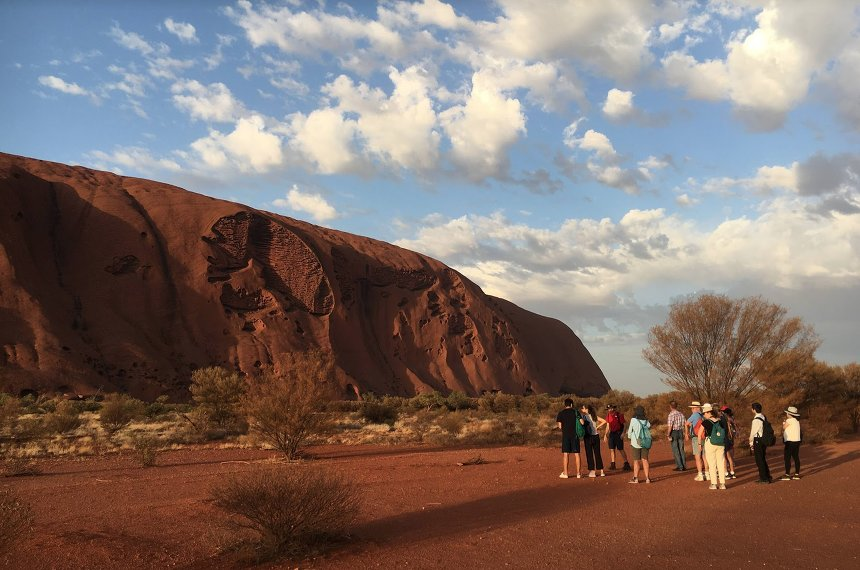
556,398,582,478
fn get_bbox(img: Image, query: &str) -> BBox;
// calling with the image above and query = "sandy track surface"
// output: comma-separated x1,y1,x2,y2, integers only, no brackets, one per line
4,437,858,569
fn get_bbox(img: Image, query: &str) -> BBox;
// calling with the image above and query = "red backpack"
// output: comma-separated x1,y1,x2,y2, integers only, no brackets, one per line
607,411,625,432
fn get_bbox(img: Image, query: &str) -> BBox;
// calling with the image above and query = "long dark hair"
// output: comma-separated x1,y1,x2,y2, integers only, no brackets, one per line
587,404,597,421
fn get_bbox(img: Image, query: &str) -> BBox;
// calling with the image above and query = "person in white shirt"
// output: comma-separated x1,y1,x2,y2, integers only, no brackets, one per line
749,402,772,483
780,406,802,481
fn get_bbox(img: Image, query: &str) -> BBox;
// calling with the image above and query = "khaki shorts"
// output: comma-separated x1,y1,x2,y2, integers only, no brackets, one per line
631,446,650,460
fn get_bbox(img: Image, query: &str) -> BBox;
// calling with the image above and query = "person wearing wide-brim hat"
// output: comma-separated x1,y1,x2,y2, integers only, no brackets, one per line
685,401,708,481
780,406,802,481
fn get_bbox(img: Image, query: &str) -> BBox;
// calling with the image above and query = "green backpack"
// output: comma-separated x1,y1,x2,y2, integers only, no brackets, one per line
636,419,652,449
709,419,727,446
575,411,586,439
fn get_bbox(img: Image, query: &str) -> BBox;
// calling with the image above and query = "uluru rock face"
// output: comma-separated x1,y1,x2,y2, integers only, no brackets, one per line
0,153,610,400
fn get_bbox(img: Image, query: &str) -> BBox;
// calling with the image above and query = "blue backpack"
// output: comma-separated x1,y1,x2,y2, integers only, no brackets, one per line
636,419,652,449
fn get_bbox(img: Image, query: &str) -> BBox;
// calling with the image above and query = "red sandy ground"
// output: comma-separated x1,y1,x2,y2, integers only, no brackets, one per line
3,437,858,569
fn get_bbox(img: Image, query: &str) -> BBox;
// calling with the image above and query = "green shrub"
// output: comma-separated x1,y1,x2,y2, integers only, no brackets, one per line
99,393,146,434
145,395,171,419
408,391,447,411
190,367,247,429
360,402,398,425
211,467,359,559
0,489,33,555
0,395,20,432
444,391,474,411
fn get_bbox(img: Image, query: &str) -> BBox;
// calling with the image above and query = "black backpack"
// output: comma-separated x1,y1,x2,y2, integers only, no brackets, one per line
757,416,776,447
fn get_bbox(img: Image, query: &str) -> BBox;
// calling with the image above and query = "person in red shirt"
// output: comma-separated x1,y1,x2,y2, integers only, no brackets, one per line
602,404,631,471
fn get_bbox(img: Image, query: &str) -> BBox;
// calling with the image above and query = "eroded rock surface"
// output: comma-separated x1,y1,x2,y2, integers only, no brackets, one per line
0,152,610,399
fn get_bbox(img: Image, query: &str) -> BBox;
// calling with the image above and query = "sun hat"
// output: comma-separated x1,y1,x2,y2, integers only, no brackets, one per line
785,406,800,417
720,405,730,412
689,401,702,408
702,403,714,413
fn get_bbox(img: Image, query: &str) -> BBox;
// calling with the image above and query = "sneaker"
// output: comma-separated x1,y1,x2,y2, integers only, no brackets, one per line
576,473,582,479
609,462,616,470
719,484,727,490
709,484,717,490
792,474,802,480
704,472,710,481
599,470,606,477
622,462,632,471
694,473,705,482
559,473,570,479
628,477,638,484
645,478,652,484
729,472,736,479
779,474,792,481
588,471,596,478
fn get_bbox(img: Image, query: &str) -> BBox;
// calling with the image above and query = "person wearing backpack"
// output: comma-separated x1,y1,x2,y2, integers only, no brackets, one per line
749,402,773,484
701,404,729,490
780,406,802,481
626,406,652,484
603,404,632,471
556,398,584,479
666,400,687,471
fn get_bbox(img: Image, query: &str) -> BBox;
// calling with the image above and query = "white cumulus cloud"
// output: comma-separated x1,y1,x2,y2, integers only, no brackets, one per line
273,185,338,222
164,18,199,44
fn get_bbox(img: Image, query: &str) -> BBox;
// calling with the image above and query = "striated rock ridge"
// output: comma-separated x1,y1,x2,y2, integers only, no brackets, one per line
0,153,610,399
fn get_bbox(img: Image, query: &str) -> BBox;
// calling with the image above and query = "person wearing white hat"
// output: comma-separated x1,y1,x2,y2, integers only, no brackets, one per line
780,406,802,481
701,403,729,490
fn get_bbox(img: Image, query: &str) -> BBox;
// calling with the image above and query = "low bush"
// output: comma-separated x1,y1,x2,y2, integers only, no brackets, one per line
42,400,83,435
0,395,21,432
131,435,161,467
0,489,33,555
211,467,359,560
242,351,335,459
436,411,466,435
99,394,146,435
190,367,247,429
360,402,398,425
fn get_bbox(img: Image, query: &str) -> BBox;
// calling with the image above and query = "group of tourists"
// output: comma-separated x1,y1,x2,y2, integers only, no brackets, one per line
556,398,804,488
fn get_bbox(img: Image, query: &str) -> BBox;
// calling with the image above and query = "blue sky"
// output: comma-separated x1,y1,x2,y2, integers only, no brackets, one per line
2,0,859,395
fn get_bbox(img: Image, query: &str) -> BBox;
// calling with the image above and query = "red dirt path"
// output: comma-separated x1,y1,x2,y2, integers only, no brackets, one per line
3,437,858,569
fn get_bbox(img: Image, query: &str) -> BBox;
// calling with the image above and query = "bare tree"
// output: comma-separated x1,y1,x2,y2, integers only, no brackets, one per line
642,294,819,402
242,350,336,460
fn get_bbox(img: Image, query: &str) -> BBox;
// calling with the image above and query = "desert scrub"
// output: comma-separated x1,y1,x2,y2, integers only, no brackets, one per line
42,400,84,435
190,366,246,429
211,467,359,560
99,393,146,435
360,401,399,425
436,410,467,435
242,351,335,460
131,435,161,467
0,489,33,555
